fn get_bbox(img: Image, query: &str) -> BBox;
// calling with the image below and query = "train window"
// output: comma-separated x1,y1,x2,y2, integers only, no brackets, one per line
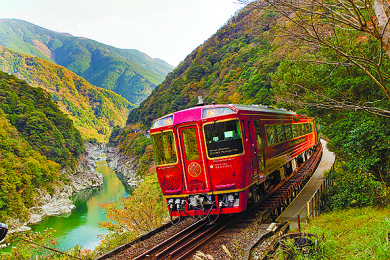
152,131,178,165
258,151,265,171
307,123,312,133
182,128,199,161
299,124,305,136
266,125,278,145
294,124,299,137
285,124,293,140
254,120,263,148
204,119,244,158
292,124,298,138
277,125,286,142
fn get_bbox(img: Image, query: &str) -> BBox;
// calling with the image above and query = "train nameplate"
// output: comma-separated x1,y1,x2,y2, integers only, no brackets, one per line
214,162,232,169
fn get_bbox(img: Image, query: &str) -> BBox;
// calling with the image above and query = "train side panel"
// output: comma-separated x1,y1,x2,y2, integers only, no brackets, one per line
262,119,316,177
150,104,318,219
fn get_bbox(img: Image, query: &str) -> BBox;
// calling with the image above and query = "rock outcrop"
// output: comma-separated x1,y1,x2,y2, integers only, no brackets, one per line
106,146,142,187
9,143,105,231
28,186,76,225
8,142,145,234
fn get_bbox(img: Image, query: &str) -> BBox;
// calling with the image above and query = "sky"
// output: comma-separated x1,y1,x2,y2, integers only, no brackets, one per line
0,0,243,66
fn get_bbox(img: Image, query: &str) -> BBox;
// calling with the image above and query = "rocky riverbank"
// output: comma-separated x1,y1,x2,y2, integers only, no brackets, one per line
105,145,143,187
8,143,105,233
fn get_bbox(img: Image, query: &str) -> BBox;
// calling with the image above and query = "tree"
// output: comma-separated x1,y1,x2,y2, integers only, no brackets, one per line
237,1,390,195
238,0,390,117
99,174,168,235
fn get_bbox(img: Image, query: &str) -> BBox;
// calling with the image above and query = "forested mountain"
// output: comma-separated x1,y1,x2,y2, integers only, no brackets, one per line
0,19,175,104
0,45,133,142
0,71,84,222
123,3,390,211
112,8,280,180
127,8,278,126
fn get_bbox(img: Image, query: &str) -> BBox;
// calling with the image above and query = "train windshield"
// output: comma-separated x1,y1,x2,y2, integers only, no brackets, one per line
204,119,244,158
152,131,178,165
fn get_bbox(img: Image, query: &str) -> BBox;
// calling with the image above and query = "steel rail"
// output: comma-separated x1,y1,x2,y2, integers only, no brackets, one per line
171,216,232,259
132,219,207,260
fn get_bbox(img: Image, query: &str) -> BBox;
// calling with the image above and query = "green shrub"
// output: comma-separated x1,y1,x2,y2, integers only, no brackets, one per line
321,162,389,211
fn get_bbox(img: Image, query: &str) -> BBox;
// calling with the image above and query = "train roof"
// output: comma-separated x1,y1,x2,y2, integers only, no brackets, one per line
151,104,298,130
232,104,296,115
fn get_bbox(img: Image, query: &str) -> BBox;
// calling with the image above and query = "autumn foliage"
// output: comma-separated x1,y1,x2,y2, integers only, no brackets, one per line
98,175,168,248
0,46,134,142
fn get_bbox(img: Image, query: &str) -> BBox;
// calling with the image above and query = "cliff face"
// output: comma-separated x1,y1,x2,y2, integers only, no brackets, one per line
9,143,105,232
106,146,142,187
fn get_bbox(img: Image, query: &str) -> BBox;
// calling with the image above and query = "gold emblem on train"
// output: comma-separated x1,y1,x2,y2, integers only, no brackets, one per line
188,162,202,177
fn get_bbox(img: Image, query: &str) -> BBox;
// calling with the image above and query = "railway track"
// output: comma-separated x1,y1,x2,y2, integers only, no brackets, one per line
133,216,229,260
259,143,323,219
96,143,323,260
131,203,271,259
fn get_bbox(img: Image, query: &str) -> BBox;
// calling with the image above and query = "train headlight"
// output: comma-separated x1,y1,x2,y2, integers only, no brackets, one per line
207,109,215,117
202,107,235,118
152,115,174,128
164,117,172,125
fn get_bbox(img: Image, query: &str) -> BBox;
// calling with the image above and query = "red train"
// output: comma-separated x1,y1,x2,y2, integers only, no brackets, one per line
150,102,319,223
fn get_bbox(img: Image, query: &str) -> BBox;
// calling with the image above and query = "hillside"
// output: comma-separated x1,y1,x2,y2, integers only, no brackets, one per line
100,3,390,257
121,4,390,208
106,7,280,186
127,8,278,126
0,45,133,142
0,71,84,223
0,19,175,104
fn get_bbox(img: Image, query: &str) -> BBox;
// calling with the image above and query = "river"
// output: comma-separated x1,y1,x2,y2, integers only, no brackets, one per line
31,155,132,251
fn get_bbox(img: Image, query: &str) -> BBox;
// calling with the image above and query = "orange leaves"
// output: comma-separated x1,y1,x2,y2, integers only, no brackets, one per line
99,174,168,235
356,34,368,44
229,92,244,104
190,82,199,94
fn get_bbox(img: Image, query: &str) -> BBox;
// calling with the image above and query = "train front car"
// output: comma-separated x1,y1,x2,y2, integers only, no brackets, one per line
150,105,250,221
150,104,318,223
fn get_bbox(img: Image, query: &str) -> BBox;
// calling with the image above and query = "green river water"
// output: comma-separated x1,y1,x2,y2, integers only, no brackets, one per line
31,155,132,251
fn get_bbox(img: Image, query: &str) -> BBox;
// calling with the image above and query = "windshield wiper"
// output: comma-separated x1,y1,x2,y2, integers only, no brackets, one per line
212,119,217,142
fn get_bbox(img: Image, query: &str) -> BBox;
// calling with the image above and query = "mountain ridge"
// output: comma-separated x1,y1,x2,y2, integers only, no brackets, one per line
127,7,278,126
0,45,134,142
0,70,87,225
0,18,175,104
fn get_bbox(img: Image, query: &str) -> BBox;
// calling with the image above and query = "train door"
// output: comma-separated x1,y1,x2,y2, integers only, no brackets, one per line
247,120,258,178
254,120,265,182
177,124,211,193
241,119,255,186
